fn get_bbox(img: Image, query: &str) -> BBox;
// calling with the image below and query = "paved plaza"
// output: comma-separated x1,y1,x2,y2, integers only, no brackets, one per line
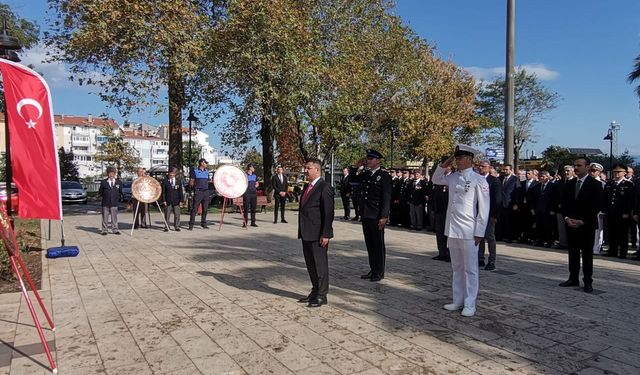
1,207,640,374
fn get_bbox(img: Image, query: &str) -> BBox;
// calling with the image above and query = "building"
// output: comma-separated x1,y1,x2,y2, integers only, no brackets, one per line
118,127,170,172
54,114,119,178
157,125,220,166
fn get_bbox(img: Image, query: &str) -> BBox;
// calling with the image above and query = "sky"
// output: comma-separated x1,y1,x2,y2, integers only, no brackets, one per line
6,0,640,157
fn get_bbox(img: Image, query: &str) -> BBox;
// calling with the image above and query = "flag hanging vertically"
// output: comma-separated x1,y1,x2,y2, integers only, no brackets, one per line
0,58,62,220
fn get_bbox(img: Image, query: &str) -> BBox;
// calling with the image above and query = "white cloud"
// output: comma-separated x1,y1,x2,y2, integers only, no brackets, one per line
465,63,560,82
18,44,105,90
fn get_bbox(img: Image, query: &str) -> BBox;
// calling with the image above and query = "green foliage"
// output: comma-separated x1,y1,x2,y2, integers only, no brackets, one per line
58,147,79,181
629,54,640,98
241,148,264,177
46,0,226,170
182,141,203,169
541,145,635,173
477,69,561,164
93,126,140,176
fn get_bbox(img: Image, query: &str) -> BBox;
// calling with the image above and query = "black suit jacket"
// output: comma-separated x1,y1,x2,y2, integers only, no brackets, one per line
99,178,121,207
359,169,393,220
485,175,503,219
162,178,183,206
520,179,539,207
561,175,603,230
500,175,520,208
339,175,351,197
298,179,335,242
531,181,554,215
271,174,288,197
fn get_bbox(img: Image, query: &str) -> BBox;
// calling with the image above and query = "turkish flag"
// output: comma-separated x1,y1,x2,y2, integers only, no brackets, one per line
0,59,62,220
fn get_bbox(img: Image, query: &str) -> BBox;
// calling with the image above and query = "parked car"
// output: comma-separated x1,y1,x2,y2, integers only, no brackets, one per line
120,181,133,202
0,182,19,214
61,181,88,204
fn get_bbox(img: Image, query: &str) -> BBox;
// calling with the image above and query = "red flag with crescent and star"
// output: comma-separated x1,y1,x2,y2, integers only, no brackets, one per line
0,58,62,220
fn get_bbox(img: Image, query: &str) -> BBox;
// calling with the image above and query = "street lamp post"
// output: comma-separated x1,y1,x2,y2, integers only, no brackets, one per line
187,108,198,170
603,129,613,179
0,22,22,226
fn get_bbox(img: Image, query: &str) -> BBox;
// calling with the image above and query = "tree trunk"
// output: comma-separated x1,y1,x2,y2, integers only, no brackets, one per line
168,65,185,173
514,146,520,171
260,114,274,196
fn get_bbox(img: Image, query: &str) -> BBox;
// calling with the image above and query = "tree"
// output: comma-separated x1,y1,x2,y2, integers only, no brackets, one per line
477,69,561,167
540,146,576,172
94,126,140,177
0,4,40,108
182,141,203,169
46,0,225,170
58,147,79,181
241,148,264,177
629,54,640,98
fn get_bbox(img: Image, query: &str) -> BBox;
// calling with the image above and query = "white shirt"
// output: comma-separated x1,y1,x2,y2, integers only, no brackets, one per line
432,165,490,239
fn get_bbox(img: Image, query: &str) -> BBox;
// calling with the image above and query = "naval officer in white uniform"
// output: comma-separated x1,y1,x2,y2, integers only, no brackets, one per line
432,145,490,317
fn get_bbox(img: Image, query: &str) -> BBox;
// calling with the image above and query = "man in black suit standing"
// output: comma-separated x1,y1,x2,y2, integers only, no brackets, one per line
161,167,183,232
271,166,288,224
339,167,352,220
531,171,555,247
478,160,502,270
297,158,334,308
560,157,603,293
359,149,392,282
99,166,121,235
498,164,520,242
518,170,539,244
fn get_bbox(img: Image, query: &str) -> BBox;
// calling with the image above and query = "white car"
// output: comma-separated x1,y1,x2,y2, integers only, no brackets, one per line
61,181,88,204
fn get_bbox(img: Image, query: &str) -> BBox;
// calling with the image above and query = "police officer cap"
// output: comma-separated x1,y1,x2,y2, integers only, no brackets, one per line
589,163,604,171
106,166,116,173
454,144,480,157
612,164,626,172
198,158,208,164
366,149,383,159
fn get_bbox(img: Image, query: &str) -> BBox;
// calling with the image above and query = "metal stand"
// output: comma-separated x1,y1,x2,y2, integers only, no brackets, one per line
218,197,247,231
130,201,170,236
0,209,57,373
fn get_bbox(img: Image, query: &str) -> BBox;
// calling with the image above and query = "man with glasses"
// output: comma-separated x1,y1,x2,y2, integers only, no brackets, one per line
477,160,502,270
433,145,490,317
559,157,603,293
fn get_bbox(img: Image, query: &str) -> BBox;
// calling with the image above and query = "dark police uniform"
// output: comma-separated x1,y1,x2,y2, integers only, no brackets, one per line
603,177,636,258
359,151,392,281
390,174,402,226
243,172,258,226
430,180,450,260
189,167,210,229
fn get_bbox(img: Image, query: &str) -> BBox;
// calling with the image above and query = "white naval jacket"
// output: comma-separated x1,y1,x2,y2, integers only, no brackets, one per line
432,165,490,239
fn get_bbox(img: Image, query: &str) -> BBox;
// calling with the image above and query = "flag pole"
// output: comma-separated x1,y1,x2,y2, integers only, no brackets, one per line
4,104,13,229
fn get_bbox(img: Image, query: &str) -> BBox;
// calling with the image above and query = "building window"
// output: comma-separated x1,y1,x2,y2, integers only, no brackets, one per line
73,146,89,151
96,135,108,143
72,135,89,142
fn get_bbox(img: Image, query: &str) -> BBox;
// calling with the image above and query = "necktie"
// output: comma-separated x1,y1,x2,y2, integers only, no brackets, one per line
171,178,175,187
109,180,113,188
301,183,314,206
575,179,582,199
503,176,508,185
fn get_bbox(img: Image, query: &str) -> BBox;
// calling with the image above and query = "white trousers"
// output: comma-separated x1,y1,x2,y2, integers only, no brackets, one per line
447,238,479,308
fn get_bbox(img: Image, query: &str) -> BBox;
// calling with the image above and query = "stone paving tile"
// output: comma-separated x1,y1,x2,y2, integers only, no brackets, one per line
3,211,640,374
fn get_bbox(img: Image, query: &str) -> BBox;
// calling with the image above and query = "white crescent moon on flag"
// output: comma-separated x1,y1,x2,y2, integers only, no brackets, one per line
16,98,43,120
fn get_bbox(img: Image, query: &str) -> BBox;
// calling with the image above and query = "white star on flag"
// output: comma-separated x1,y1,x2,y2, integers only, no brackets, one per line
26,120,37,129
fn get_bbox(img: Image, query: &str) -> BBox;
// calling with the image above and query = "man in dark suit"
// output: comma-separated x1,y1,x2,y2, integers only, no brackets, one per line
478,160,502,270
531,171,554,247
429,165,451,261
339,167,352,220
560,157,603,293
161,167,183,231
359,149,392,282
518,170,539,244
409,170,428,230
498,164,520,242
297,158,334,308
98,166,121,235
271,166,288,224
603,164,636,259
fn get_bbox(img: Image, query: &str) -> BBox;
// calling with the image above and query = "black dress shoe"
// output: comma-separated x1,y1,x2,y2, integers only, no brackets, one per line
369,274,382,282
558,280,579,287
281,220,287,223
432,255,445,261
584,284,593,293
484,263,495,271
251,223,258,227
360,271,373,279
113,231,121,235
307,297,327,308
163,228,169,232
202,225,209,229
101,232,107,236
188,226,194,231
273,220,277,224
298,295,316,303
242,223,247,228
175,228,181,232
479,260,485,267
